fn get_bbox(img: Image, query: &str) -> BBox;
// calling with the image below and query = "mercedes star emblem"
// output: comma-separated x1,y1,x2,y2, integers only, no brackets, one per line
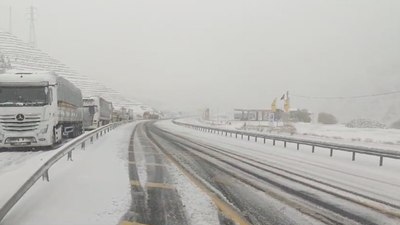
16,114,25,121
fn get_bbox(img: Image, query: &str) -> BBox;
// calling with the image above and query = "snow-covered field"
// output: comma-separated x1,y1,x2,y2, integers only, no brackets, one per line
181,118,400,151
0,123,137,225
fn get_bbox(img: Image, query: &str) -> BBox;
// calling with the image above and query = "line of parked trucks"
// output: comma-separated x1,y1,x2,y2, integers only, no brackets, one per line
0,70,135,149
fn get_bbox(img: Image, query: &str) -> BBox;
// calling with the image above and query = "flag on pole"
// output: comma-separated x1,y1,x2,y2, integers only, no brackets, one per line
271,98,277,112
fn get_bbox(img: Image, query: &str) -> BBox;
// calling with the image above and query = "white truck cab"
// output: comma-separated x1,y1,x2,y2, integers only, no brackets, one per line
83,96,113,130
0,70,83,148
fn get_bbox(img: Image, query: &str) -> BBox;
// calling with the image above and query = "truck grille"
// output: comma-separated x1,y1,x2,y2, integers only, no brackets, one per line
0,114,41,132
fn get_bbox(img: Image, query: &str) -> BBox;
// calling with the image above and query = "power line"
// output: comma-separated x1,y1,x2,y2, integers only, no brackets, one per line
292,90,400,100
28,6,37,47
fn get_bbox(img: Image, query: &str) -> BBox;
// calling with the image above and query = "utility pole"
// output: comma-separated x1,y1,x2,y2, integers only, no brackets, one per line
28,6,37,47
9,6,12,34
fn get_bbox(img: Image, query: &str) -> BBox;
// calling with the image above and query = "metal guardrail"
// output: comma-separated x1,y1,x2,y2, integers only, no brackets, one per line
173,120,400,166
0,121,128,223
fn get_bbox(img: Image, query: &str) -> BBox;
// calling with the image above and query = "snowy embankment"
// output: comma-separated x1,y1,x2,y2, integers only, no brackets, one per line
1,123,136,225
180,118,400,151
0,151,61,208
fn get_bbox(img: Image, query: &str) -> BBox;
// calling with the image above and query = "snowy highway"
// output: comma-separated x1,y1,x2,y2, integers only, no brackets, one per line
127,120,400,225
1,121,399,225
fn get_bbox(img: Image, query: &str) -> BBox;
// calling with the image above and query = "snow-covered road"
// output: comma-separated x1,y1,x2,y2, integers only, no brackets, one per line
151,120,400,225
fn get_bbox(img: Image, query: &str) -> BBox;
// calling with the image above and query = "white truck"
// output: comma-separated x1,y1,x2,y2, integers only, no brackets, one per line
82,96,113,130
0,70,83,148
128,108,135,121
112,107,130,122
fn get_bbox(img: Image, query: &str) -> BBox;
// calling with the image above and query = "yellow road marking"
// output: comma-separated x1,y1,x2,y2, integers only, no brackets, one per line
145,182,175,189
130,180,141,187
120,221,148,225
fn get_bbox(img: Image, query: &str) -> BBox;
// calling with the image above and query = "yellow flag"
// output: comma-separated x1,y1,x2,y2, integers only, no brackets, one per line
271,98,277,112
284,98,290,112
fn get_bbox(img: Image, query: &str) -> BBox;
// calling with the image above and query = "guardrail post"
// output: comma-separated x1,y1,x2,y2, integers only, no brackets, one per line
312,146,315,153
284,141,287,148
264,138,266,144
248,135,250,141
255,136,257,142
297,143,299,150
90,137,93,144
81,141,85,150
273,139,276,146
352,152,355,161
225,131,227,136
379,156,383,166
42,169,50,182
96,133,99,139
330,148,333,157
230,132,232,137
67,151,73,161
241,133,243,139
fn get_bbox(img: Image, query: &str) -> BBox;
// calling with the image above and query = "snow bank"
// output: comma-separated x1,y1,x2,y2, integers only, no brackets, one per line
0,151,60,207
1,123,136,225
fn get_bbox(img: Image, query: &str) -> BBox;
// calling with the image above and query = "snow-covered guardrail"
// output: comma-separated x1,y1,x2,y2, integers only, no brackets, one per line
172,120,400,167
0,121,128,223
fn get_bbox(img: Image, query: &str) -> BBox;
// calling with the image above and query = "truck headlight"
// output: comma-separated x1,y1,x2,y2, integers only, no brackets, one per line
40,125,49,134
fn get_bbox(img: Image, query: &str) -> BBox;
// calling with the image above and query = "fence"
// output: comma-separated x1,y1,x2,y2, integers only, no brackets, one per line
173,120,400,167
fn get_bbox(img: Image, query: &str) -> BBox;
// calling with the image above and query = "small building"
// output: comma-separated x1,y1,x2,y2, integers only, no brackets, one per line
234,109,273,121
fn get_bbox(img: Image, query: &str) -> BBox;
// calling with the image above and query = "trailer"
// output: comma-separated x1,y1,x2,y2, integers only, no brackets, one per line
83,96,113,130
128,109,135,121
0,70,83,148
112,107,129,122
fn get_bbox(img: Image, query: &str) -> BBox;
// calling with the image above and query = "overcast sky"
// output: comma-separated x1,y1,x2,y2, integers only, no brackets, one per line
1,0,399,116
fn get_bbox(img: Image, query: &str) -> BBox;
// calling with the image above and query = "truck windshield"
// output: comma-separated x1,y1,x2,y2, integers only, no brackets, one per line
0,86,50,107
